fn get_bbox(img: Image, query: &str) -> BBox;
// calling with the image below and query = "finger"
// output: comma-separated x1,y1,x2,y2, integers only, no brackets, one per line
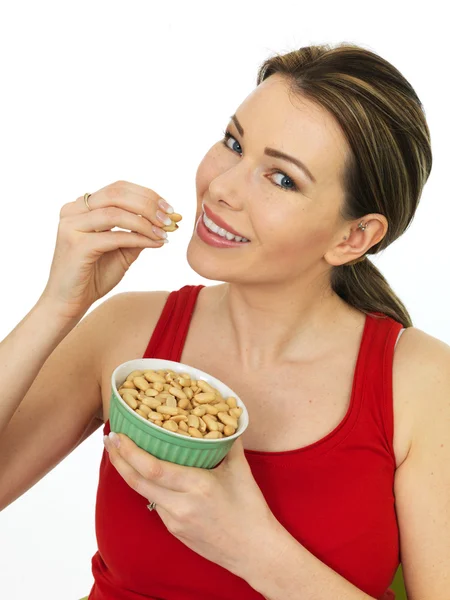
105,439,183,508
71,206,169,242
79,182,173,227
111,433,205,493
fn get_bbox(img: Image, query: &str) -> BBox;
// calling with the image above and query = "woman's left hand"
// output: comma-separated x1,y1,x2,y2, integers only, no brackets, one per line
103,431,279,577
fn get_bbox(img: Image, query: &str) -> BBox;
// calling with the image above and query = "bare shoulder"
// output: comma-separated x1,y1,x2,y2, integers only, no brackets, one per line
393,325,450,464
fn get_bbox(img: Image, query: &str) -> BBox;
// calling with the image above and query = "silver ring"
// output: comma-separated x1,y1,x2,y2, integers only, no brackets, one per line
84,193,92,211
147,501,157,511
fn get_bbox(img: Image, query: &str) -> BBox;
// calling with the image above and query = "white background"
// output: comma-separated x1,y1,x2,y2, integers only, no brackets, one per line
0,1,448,598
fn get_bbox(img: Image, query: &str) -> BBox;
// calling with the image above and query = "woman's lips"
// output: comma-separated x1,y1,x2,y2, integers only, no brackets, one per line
196,213,250,248
202,203,247,239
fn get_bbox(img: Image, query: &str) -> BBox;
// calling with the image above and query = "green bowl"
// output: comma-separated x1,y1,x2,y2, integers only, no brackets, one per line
109,358,249,469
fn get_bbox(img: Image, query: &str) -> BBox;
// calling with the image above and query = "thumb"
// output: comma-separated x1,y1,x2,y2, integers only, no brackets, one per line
224,436,246,463
120,246,146,266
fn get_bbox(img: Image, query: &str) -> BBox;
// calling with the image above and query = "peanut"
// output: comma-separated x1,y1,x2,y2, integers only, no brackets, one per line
156,405,178,416
118,367,243,439
204,430,222,439
144,371,166,383
187,414,200,429
193,392,216,404
226,397,238,409
163,420,178,432
223,425,236,436
138,404,151,416
123,392,138,410
126,370,144,381
192,406,207,417
217,412,238,429
148,411,164,422
188,427,203,438
133,377,150,391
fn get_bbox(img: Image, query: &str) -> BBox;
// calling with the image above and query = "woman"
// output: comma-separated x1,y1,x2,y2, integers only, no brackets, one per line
0,43,448,600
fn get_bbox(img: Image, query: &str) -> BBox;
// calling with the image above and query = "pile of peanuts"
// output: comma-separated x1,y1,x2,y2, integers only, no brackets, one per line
162,211,182,232
117,368,243,439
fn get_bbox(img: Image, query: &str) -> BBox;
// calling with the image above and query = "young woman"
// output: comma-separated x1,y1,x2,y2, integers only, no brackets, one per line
0,43,447,600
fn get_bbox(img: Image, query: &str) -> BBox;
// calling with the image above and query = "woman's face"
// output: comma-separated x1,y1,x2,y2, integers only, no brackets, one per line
186,73,352,286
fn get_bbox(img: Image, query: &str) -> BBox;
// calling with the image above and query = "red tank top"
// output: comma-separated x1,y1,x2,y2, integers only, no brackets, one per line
88,284,404,600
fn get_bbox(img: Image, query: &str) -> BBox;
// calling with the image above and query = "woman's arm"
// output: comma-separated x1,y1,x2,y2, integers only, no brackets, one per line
0,297,86,436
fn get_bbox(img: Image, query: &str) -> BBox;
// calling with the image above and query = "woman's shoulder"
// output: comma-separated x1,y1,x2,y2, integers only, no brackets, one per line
392,325,450,463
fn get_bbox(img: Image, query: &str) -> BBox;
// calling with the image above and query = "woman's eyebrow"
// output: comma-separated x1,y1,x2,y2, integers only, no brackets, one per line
229,114,317,184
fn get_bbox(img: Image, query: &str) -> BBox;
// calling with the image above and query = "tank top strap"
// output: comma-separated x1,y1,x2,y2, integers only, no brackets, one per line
142,284,205,361
358,312,405,463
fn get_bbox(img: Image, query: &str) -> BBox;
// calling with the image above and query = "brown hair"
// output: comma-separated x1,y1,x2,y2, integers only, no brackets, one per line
256,43,432,328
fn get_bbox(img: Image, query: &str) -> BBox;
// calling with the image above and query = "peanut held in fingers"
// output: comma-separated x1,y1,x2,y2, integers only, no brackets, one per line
118,368,243,439
41,181,183,320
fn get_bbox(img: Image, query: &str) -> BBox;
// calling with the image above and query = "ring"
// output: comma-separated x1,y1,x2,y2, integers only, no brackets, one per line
84,193,92,211
147,501,157,511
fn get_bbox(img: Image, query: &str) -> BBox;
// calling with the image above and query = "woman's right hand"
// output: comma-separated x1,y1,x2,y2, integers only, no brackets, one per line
39,180,178,320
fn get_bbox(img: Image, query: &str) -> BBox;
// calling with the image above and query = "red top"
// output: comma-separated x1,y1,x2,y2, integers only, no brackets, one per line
88,284,404,600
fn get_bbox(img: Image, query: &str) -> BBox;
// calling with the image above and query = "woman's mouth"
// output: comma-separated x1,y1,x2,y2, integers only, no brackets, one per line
195,212,251,248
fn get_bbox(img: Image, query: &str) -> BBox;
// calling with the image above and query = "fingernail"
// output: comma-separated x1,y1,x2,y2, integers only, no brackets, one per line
156,210,173,226
109,431,120,448
152,225,168,239
158,199,174,214
103,435,110,450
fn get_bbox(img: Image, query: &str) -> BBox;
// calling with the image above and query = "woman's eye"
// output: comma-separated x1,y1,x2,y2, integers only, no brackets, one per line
222,130,242,154
220,130,299,193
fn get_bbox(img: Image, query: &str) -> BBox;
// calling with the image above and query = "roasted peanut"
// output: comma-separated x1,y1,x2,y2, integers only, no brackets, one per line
193,392,216,404
126,370,144,381
197,380,216,394
123,392,138,410
138,404,151,416
187,414,200,429
226,397,238,409
170,415,188,423
119,387,139,398
218,412,238,429
192,406,207,417
223,425,236,436
169,386,187,400
188,427,203,438
163,420,179,432
119,367,242,438
148,411,164,422
177,397,190,409
144,388,160,397
140,397,162,409
156,405,178,416
229,407,243,419
133,376,150,391
144,371,166,383
204,430,222,439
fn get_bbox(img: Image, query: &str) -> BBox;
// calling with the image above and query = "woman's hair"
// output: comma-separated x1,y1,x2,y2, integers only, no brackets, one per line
256,43,432,328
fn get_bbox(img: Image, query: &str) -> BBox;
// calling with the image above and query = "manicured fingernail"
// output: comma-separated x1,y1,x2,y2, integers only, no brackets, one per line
156,210,172,226
103,435,110,450
158,199,174,214
152,225,168,239
109,431,120,447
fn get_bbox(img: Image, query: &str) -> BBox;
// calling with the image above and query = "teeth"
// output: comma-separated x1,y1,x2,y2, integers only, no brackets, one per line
202,212,249,242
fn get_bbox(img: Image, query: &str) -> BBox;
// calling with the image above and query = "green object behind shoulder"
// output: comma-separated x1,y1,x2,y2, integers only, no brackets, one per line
390,564,407,599
78,565,407,600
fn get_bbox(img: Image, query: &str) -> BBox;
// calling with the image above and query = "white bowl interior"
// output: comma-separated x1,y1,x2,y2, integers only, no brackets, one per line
111,358,249,443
